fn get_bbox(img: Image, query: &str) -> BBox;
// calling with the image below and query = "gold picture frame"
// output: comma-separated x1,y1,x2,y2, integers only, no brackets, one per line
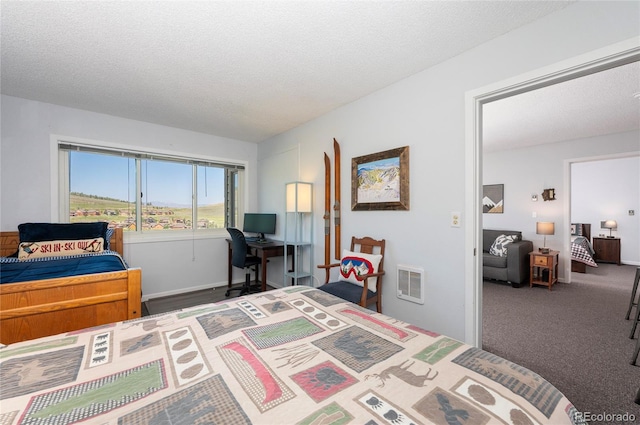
351,146,409,211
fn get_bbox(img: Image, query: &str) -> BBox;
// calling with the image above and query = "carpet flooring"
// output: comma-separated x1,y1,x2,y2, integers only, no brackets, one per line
483,263,640,421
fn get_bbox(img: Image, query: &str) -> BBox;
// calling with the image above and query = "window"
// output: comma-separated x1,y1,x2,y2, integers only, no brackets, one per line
59,142,243,234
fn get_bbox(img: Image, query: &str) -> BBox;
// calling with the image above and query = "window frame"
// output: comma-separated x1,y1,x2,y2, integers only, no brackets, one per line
52,135,247,243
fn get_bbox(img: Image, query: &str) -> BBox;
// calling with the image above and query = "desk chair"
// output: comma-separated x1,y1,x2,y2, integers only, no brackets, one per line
226,228,262,297
317,236,385,313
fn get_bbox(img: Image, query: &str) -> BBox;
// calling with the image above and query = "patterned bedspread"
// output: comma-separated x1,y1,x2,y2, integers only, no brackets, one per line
0,287,578,424
571,238,598,267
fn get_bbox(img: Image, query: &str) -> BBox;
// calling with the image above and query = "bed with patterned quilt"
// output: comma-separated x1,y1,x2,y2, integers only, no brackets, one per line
0,287,578,424
570,223,597,273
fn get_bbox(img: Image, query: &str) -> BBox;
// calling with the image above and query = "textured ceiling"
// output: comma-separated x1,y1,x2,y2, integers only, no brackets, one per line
2,1,637,149
483,61,640,152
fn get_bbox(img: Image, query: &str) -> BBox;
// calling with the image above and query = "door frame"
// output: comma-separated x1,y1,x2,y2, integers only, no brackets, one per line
464,37,640,347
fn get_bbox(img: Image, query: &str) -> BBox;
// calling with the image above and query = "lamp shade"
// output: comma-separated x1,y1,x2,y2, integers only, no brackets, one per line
603,220,618,230
536,222,555,235
286,182,312,213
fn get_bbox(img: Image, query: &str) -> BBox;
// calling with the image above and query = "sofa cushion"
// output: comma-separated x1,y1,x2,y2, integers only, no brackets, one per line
483,252,507,268
489,234,518,257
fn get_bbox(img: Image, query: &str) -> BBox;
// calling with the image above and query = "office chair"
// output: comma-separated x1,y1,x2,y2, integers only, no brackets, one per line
226,227,262,297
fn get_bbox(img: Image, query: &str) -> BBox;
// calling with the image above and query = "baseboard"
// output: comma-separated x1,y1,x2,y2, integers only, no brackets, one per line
142,279,286,301
141,283,220,302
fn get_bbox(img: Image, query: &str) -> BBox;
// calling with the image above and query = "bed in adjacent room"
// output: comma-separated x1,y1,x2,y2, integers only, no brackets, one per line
0,287,578,424
570,223,598,273
0,223,141,345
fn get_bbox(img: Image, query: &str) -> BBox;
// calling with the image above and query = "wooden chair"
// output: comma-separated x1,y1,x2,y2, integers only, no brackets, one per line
317,236,385,313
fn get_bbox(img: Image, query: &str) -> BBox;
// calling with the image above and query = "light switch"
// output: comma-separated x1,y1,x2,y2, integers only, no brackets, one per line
532,212,537,218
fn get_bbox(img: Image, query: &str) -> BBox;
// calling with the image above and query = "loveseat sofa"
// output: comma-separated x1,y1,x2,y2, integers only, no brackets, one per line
483,229,533,287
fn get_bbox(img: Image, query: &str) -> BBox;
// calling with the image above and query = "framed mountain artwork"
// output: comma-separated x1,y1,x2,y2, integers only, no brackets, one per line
351,146,409,211
483,184,504,213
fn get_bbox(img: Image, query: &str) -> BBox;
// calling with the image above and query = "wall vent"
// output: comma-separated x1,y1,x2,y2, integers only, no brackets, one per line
397,264,424,304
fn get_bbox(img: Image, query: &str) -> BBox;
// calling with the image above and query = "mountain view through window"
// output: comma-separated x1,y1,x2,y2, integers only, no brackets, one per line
68,151,230,231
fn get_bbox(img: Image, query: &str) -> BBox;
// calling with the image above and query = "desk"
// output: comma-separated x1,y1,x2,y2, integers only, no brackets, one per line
227,239,292,292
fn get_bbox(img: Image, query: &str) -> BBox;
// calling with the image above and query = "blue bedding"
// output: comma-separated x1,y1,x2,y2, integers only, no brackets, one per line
0,251,127,284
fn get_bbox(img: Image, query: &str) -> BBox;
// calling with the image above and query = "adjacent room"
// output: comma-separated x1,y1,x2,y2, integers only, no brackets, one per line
481,64,640,417
1,1,639,423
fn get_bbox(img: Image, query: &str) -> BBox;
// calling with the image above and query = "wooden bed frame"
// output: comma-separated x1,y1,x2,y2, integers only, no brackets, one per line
0,227,141,345
571,223,591,273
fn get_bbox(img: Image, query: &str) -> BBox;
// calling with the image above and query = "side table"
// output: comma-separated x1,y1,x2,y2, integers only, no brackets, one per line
530,250,559,291
592,237,621,265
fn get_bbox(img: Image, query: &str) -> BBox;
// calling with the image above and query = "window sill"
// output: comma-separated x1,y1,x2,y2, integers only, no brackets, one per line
124,230,228,244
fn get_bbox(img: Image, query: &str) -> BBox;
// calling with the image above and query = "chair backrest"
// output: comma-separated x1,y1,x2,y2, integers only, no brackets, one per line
351,236,386,285
227,227,249,268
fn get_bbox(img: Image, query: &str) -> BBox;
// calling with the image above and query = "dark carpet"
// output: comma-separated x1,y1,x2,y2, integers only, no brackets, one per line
483,263,640,422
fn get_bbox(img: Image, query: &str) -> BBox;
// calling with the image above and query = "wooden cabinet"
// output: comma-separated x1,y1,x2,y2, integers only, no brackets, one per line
530,250,559,291
592,237,621,265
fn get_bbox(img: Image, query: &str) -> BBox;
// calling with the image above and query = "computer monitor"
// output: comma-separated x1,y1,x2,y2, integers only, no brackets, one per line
242,213,276,242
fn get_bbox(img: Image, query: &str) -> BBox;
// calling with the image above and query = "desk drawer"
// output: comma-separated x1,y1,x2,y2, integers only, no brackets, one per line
533,255,551,267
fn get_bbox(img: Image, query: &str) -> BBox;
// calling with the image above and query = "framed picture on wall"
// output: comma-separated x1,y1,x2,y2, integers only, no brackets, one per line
483,184,503,214
351,146,409,211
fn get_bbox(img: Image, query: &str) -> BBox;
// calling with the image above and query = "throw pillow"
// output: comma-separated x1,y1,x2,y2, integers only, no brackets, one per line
18,237,104,260
489,234,518,257
18,222,109,244
338,249,383,292
105,227,114,251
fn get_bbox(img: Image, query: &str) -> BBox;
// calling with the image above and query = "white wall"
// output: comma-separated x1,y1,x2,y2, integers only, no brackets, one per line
0,95,259,298
257,1,640,340
571,155,640,264
484,131,640,279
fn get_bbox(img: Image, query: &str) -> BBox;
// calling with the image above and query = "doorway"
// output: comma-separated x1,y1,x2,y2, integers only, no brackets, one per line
464,38,640,347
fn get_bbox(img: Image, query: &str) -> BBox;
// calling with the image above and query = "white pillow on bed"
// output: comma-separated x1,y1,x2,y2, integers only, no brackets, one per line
18,238,104,260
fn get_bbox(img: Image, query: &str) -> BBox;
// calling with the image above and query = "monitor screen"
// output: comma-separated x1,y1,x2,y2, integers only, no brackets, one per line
242,213,276,241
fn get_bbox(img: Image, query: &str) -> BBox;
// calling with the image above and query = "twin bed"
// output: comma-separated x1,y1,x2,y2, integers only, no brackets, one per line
0,223,578,424
570,223,598,273
0,225,141,345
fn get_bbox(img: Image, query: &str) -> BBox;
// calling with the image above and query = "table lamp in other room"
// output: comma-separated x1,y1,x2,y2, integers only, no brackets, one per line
536,222,554,254
602,220,617,238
